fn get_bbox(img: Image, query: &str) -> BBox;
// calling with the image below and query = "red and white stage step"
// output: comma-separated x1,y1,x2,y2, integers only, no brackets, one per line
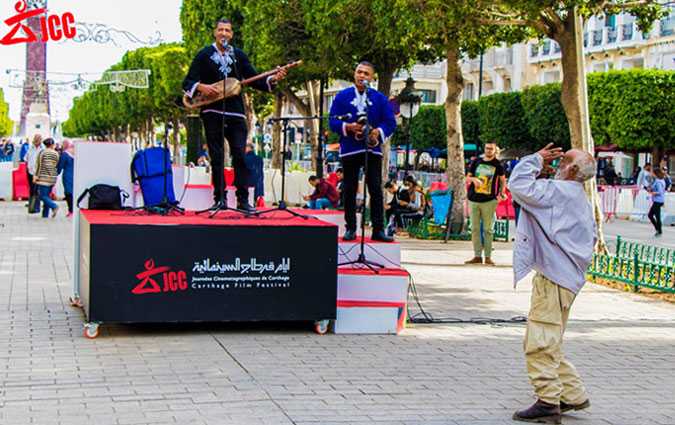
337,236,401,268
334,267,409,335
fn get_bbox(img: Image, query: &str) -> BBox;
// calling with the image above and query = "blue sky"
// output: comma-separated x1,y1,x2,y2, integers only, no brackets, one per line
0,0,183,122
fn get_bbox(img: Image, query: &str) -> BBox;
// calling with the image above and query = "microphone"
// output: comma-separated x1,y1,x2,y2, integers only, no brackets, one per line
332,113,352,121
360,80,371,88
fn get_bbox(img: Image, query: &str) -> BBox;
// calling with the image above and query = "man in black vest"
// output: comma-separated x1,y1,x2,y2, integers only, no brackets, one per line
183,19,286,211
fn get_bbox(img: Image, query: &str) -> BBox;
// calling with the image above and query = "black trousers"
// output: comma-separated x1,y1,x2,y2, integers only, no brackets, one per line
201,113,249,203
648,201,663,234
65,193,73,214
342,152,384,232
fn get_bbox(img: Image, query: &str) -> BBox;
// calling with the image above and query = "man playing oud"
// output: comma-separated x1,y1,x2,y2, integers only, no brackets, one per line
183,19,287,212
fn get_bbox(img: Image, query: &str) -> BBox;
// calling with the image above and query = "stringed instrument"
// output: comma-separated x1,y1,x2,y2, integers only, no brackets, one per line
183,60,302,110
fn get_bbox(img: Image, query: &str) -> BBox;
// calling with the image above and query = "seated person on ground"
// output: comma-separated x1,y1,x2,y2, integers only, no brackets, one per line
303,175,339,210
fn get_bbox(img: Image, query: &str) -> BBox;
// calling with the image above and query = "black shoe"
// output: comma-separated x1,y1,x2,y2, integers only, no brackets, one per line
371,230,394,243
560,399,590,413
513,400,561,424
237,202,256,214
343,230,357,241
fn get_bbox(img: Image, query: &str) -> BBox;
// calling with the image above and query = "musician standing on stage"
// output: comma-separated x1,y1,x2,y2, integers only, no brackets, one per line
182,19,287,212
329,62,397,242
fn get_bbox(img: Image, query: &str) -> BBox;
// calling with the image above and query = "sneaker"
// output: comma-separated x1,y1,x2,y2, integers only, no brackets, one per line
51,206,59,218
66,212,73,218
484,257,496,266
655,232,662,238
464,257,483,265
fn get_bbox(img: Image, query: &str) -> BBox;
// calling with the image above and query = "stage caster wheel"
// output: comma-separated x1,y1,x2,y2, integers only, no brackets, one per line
314,320,329,335
83,323,100,339
69,297,83,308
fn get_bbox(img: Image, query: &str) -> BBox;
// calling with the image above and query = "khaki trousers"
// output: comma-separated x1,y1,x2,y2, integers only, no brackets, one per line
525,273,587,405
469,199,498,257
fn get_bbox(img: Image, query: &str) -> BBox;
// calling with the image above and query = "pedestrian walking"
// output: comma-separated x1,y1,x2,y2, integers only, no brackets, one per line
34,138,60,219
464,142,506,266
647,167,666,237
26,134,44,214
509,144,597,424
58,140,75,217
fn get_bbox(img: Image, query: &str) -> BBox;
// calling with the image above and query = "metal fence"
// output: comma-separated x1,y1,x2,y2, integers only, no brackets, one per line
615,236,675,267
588,253,675,293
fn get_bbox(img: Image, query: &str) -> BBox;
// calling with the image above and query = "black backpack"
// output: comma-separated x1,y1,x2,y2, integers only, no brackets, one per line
77,184,129,210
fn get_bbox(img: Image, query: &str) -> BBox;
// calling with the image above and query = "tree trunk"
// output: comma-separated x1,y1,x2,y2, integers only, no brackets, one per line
558,10,607,253
444,44,467,233
305,80,321,173
557,29,584,150
652,145,663,166
271,93,283,169
378,69,395,183
244,93,255,142
172,116,180,164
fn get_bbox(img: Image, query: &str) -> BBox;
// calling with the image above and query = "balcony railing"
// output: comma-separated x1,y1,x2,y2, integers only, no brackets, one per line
530,44,539,58
622,23,634,41
542,40,551,55
660,17,674,37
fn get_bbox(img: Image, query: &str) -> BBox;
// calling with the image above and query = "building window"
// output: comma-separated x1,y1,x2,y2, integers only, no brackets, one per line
543,70,561,83
418,89,437,104
623,58,644,69
463,83,474,100
530,44,539,58
504,77,512,92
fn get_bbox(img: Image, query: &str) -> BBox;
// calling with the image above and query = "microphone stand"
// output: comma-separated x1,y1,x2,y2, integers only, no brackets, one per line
255,114,350,219
196,40,251,218
338,83,384,272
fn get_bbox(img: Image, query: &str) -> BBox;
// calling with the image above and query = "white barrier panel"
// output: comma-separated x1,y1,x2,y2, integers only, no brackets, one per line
335,306,402,334
301,209,360,236
334,268,408,334
264,169,313,205
338,238,401,268
73,142,133,299
337,268,408,303
0,162,13,200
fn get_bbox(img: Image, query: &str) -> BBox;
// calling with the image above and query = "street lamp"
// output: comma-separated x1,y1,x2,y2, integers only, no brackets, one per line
397,77,423,174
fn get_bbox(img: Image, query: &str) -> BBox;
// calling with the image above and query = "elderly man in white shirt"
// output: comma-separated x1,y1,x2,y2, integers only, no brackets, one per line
509,144,597,424
25,134,44,214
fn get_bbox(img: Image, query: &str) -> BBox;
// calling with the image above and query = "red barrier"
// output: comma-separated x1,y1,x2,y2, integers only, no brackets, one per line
224,167,235,187
12,163,29,200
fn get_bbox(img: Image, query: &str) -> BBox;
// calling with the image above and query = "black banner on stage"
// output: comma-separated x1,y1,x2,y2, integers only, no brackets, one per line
80,222,337,323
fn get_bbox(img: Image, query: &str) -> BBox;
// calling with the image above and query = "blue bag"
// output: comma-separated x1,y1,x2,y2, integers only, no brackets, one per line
130,147,176,207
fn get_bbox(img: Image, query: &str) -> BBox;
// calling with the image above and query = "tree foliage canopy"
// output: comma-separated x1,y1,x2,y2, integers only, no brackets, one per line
63,43,189,138
0,89,13,137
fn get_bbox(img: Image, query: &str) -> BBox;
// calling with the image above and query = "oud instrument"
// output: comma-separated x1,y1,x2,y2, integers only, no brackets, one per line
183,60,302,109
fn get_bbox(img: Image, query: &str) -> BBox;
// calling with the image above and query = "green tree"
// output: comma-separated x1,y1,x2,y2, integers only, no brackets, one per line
603,69,674,153
520,83,570,149
461,100,480,147
478,92,531,149
413,0,531,231
0,89,13,136
480,1,665,150
409,105,447,150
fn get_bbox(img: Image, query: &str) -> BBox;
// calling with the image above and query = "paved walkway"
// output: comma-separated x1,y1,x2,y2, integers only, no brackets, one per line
1,202,674,425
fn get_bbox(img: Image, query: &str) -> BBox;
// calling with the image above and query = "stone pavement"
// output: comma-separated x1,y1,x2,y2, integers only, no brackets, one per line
1,201,675,425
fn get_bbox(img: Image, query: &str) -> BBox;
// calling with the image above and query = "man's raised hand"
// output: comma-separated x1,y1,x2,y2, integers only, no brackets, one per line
537,143,563,164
